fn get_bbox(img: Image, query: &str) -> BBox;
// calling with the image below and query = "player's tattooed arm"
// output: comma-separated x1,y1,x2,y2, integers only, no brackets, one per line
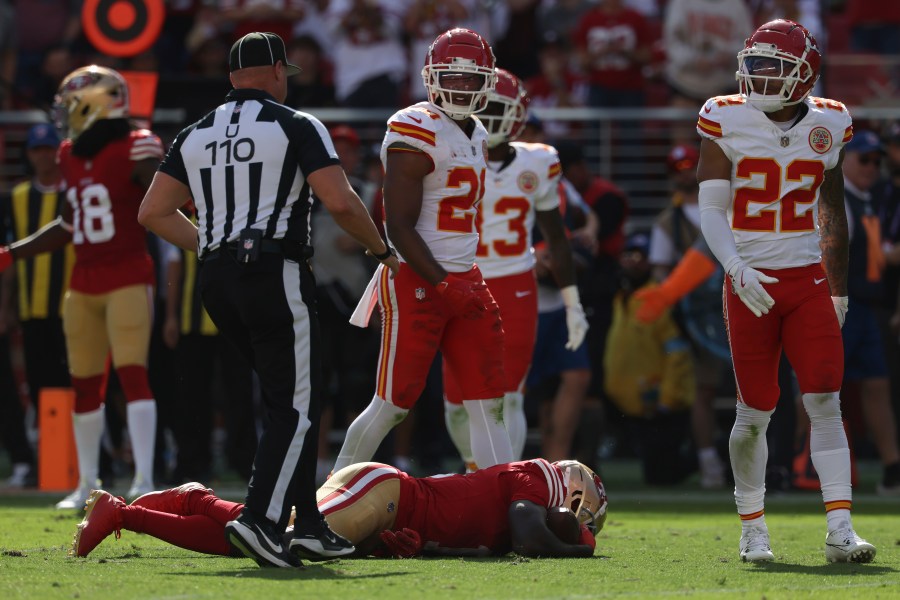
819,149,849,297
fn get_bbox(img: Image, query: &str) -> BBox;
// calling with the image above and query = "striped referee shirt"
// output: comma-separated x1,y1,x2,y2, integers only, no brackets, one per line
158,88,340,257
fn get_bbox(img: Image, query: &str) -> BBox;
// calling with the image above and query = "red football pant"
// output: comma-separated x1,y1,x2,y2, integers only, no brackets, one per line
377,263,505,409
122,494,244,556
444,269,537,405
725,263,843,411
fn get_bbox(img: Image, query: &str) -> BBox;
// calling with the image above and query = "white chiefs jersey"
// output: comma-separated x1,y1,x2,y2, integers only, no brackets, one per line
476,142,563,279
380,102,489,272
697,94,853,269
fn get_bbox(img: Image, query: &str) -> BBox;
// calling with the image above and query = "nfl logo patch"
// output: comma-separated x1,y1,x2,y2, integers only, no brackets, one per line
808,126,833,154
243,239,255,249
415,287,426,301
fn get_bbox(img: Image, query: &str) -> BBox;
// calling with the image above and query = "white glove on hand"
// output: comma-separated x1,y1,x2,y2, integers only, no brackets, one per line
726,260,779,317
561,286,589,350
832,296,849,328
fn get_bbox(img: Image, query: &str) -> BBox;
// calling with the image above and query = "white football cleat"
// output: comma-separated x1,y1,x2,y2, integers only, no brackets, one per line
824,528,876,563
739,526,775,562
55,483,99,510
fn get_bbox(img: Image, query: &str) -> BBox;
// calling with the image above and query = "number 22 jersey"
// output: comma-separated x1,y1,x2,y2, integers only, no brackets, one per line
58,129,163,293
697,95,852,270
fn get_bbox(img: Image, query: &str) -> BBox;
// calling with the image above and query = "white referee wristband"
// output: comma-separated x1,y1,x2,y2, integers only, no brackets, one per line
561,285,581,308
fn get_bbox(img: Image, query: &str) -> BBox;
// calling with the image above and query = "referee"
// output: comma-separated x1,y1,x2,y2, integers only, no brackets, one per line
138,31,399,568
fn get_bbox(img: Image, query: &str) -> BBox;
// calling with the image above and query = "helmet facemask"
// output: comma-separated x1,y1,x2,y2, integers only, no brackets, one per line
423,65,495,120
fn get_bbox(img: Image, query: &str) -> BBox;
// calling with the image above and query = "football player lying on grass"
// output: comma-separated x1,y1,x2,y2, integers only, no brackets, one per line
71,459,607,561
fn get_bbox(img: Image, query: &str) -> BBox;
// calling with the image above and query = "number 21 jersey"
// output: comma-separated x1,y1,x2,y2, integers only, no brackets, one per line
380,102,489,272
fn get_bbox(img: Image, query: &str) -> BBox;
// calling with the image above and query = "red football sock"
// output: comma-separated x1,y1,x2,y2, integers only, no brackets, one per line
188,494,244,526
122,506,233,556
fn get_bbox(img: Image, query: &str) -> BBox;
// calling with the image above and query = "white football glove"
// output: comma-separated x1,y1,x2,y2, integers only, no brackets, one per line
832,296,849,328
726,260,779,317
561,286,589,351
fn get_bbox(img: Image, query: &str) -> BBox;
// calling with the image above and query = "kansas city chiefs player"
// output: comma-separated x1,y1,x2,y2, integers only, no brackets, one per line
696,19,874,563
71,459,607,560
443,68,589,467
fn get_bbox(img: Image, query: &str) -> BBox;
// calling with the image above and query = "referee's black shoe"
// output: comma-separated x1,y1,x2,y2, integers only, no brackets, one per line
225,510,300,568
290,513,355,560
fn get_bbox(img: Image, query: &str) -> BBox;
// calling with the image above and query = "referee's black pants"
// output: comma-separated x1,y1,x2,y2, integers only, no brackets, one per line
199,250,321,531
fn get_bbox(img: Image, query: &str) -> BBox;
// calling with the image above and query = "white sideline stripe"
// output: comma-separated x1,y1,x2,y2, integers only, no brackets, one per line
317,466,399,513
609,491,900,505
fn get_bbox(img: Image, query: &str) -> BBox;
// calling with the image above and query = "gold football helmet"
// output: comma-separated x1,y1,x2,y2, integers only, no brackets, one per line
53,65,129,140
554,460,609,534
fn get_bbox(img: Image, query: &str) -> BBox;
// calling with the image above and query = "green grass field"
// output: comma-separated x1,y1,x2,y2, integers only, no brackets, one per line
1,461,897,599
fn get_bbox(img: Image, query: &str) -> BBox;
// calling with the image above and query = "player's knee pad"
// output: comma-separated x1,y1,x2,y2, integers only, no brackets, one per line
801,392,841,422
733,403,774,432
72,375,105,413
116,364,153,402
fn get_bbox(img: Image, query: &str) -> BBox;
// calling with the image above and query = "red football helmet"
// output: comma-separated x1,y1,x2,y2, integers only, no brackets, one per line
736,19,821,112
422,28,497,120
481,68,530,148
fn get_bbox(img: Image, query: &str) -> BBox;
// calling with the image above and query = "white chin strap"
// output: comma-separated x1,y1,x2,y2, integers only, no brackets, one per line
747,92,785,113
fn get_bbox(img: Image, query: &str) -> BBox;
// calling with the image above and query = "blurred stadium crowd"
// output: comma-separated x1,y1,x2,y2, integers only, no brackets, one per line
0,0,899,495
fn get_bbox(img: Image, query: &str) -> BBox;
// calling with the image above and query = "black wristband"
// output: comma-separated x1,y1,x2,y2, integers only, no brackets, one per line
372,247,394,261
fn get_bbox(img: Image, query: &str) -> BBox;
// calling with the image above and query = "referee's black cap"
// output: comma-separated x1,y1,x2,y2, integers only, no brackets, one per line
229,32,301,76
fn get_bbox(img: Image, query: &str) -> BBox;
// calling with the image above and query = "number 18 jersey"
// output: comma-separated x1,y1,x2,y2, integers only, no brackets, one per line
697,95,853,269
58,129,163,293
380,102,489,272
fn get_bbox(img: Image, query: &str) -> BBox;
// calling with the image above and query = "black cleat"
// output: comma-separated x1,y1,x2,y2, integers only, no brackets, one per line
290,515,355,561
225,510,300,568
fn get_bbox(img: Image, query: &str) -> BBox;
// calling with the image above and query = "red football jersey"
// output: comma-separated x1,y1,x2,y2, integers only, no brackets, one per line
395,459,567,555
58,130,163,293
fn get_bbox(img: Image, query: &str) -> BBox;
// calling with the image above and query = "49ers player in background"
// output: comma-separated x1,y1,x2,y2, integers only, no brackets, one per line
0,66,162,508
71,459,606,560
443,69,588,467
696,20,875,562
336,28,514,472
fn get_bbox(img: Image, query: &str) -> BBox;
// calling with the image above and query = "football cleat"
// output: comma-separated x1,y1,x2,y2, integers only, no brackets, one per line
55,483,99,510
290,514,355,561
130,482,214,514
739,526,775,562
70,490,125,557
225,510,300,568
824,528,876,563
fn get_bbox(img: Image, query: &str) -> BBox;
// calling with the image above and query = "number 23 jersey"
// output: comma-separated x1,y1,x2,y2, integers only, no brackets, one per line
380,102,489,272
58,129,163,293
697,95,853,269
476,142,562,279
